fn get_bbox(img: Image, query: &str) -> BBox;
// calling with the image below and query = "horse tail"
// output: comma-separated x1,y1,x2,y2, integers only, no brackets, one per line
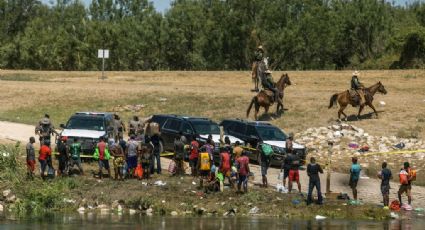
247,96,256,118
329,94,338,109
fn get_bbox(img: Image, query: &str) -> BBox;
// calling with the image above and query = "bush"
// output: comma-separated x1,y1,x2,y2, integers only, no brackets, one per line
396,126,423,139
0,143,25,184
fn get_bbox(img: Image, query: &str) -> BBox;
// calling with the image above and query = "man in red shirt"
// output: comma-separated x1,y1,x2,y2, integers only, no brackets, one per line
189,140,199,177
38,140,52,179
237,150,250,193
94,137,111,179
219,147,233,187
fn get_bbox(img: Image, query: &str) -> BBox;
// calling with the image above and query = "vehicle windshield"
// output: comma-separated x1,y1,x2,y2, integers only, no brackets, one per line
66,117,105,131
256,126,287,141
192,121,220,135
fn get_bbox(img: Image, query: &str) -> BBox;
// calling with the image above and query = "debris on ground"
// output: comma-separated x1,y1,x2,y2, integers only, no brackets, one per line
414,208,424,212
276,183,288,193
394,142,406,149
291,199,301,205
390,212,399,219
315,215,327,220
296,123,425,163
402,204,413,211
154,180,167,186
248,206,259,214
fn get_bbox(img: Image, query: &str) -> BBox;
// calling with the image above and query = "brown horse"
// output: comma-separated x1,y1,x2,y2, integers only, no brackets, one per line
246,73,292,120
329,82,387,120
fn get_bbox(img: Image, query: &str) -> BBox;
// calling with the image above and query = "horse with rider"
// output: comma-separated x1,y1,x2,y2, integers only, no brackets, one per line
329,71,387,120
251,45,281,105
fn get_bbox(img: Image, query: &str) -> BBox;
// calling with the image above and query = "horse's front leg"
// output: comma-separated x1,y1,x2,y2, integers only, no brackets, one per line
254,103,260,120
276,102,281,115
368,103,379,118
357,105,365,119
338,105,347,121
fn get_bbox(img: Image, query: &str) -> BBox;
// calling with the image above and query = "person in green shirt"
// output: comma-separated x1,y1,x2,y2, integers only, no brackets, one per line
69,137,84,175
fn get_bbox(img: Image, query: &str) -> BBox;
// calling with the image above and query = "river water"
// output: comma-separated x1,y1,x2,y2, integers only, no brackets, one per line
1,212,425,230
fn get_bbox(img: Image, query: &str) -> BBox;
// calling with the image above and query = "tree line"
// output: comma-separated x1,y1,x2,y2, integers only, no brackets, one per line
0,0,424,71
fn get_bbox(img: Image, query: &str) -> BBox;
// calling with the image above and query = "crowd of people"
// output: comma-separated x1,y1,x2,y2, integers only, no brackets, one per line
27,114,417,207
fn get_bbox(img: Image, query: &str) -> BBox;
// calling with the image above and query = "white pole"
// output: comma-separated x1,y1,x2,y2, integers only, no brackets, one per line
102,49,105,80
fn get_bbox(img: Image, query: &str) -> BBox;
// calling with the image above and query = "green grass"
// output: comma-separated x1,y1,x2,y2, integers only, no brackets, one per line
0,73,41,82
396,126,423,139
0,92,246,126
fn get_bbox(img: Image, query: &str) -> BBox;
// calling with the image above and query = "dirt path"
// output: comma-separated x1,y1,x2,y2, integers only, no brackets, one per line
1,120,424,207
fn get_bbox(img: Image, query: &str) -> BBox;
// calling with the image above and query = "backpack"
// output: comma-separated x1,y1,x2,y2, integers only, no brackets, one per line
134,163,143,179
261,143,273,156
47,167,55,179
168,160,177,175
221,152,231,171
409,168,417,181
200,152,211,171
399,170,409,185
70,143,81,160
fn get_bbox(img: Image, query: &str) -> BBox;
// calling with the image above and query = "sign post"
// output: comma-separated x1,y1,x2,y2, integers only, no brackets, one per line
98,49,109,79
326,141,333,194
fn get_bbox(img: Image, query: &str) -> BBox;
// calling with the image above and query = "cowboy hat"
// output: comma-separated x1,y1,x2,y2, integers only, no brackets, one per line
264,69,272,74
257,45,264,51
352,71,360,76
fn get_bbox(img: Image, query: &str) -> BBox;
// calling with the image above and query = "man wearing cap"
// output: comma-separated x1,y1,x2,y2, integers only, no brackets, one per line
113,114,126,142
128,115,142,137
35,114,58,146
351,71,365,106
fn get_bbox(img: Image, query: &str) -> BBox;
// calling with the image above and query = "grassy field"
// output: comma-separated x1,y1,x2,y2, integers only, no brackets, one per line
0,69,424,139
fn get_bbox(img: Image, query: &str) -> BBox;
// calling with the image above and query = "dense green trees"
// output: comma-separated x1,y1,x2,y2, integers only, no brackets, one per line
0,0,424,70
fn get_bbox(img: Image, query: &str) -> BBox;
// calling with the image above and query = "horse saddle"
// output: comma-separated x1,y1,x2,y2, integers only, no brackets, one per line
349,89,360,106
262,89,276,102
264,89,274,97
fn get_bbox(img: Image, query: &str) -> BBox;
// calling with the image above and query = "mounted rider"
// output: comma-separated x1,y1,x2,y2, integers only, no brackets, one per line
251,46,265,91
350,71,365,106
260,69,280,104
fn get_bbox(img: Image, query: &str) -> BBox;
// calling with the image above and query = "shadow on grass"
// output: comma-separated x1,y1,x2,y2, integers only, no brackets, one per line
256,107,287,121
341,111,384,122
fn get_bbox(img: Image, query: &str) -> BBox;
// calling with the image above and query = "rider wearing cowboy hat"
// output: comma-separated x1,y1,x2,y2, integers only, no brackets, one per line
261,69,279,103
351,71,365,106
251,45,265,91
255,45,264,61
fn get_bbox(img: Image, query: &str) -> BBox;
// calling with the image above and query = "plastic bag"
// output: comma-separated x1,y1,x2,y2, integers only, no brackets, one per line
278,172,284,180
276,183,288,193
